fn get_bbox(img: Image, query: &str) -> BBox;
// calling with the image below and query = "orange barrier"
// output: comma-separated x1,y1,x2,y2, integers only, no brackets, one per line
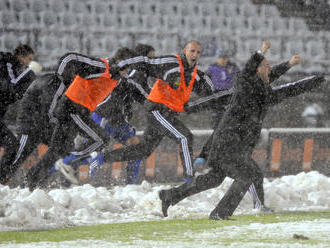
270,139,283,171
267,128,330,177
111,143,123,179
78,164,89,181
145,151,156,177
302,139,314,171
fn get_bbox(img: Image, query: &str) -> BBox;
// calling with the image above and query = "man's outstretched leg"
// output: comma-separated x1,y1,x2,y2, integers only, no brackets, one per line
159,168,225,217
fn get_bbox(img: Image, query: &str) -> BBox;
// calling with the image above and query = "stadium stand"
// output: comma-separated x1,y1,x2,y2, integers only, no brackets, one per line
21,10,37,27
61,13,77,28
12,0,26,12
31,0,46,13
49,0,66,13
0,0,328,67
0,0,329,128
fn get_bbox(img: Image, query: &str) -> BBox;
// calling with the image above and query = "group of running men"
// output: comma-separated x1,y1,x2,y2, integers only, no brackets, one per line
0,40,325,220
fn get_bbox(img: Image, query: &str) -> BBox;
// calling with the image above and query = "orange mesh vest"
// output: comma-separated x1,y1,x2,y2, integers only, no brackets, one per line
147,55,198,112
65,58,118,112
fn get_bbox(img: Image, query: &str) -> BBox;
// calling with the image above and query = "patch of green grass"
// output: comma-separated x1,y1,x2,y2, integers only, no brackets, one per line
0,211,329,245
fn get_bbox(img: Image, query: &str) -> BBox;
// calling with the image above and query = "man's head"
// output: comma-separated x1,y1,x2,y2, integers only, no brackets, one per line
113,47,136,77
257,58,271,83
215,49,232,67
183,40,202,67
13,44,35,67
113,47,136,63
134,43,155,58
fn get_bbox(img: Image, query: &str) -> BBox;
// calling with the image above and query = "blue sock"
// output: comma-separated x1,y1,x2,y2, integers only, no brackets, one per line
184,177,192,183
48,165,57,176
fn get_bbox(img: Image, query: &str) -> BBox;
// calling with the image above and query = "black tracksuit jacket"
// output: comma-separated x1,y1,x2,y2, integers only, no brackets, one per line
95,70,150,126
0,51,35,184
101,54,215,179
16,74,61,134
118,54,215,112
25,54,149,189
3,74,60,183
0,52,36,118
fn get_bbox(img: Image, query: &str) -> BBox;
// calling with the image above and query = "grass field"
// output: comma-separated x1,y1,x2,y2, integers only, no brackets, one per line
1,211,329,247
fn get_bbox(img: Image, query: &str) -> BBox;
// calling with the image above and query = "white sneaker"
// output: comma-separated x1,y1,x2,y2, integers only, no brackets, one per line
55,159,79,185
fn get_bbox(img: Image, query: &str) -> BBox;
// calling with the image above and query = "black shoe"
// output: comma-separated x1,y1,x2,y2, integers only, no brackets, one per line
0,176,9,185
28,183,36,192
159,190,171,217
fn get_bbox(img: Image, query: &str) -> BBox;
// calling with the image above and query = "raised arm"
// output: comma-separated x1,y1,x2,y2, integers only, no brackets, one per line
242,40,270,79
55,53,106,87
269,55,301,83
266,75,325,106
117,55,179,79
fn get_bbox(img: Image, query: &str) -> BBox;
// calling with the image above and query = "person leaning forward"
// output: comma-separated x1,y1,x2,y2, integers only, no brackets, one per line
103,40,216,182
158,40,325,220
0,44,36,184
25,50,135,191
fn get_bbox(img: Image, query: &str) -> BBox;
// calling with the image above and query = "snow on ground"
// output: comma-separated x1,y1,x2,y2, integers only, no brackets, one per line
2,219,330,248
0,171,330,247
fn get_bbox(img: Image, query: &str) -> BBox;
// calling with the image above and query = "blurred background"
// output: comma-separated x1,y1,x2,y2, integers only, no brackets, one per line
2,0,330,185
1,0,330,130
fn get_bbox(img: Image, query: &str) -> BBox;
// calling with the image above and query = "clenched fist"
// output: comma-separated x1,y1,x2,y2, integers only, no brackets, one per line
289,55,301,67
261,41,271,55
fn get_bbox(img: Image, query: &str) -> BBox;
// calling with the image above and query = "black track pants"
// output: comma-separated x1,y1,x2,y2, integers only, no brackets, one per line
104,110,194,178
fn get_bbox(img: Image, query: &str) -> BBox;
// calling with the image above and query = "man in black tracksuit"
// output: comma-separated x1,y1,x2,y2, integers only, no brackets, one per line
6,51,118,188
7,70,147,187
0,45,36,184
103,40,215,182
56,68,150,184
3,73,64,185
25,49,149,190
158,41,325,219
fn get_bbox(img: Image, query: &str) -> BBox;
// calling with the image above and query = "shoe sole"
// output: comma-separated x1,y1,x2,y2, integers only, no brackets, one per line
56,161,79,185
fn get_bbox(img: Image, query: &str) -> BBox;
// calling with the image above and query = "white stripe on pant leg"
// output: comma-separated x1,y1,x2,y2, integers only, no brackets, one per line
249,183,262,209
70,114,103,155
12,134,28,164
151,110,193,176
70,114,104,156
152,110,192,176
89,160,100,175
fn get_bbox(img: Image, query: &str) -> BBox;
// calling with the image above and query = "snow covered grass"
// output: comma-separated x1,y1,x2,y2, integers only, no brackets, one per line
0,171,330,247
0,212,329,247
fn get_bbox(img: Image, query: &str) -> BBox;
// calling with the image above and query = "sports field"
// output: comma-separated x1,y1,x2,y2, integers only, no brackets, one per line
1,171,330,247
1,211,330,248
